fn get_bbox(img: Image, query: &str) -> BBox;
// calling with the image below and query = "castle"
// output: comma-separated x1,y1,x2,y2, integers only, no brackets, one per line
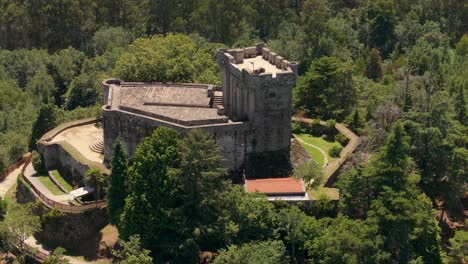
102,44,298,179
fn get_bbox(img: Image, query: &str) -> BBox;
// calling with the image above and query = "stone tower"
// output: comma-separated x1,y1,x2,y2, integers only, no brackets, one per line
217,44,298,178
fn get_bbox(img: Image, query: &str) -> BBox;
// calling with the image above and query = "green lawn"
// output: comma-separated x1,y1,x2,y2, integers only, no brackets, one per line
37,175,66,195
52,170,73,192
295,133,340,167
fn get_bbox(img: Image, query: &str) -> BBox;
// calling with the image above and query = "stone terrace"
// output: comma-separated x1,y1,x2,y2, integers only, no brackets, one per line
115,83,229,126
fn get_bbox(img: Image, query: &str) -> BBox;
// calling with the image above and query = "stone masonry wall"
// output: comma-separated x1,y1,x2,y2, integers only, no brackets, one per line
103,107,247,173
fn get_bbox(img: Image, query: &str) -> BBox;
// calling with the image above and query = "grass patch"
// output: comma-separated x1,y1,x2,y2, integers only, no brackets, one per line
52,170,73,192
300,144,325,167
295,134,342,167
307,187,340,200
36,175,66,195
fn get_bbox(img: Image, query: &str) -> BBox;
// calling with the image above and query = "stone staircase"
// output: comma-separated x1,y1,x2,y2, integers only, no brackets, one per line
213,91,223,107
89,139,104,154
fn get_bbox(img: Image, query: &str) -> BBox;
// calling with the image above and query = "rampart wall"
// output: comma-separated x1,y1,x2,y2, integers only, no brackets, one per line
37,118,110,183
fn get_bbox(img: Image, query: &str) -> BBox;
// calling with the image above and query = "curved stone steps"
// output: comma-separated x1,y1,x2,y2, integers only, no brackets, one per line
89,139,104,154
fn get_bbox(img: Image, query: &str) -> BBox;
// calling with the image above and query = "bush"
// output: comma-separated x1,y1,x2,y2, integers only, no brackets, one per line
325,119,337,135
309,120,324,136
292,122,306,134
328,145,342,158
32,152,46,175
335,133,349,146
42,208,63,226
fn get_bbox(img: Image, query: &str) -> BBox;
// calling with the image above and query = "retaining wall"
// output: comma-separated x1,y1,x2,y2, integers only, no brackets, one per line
37,118,110,183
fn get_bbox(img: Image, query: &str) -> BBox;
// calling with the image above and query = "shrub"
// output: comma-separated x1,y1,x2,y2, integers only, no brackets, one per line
292,122,306,134
335,133,349,146
328,145,342,158
309,120,323,136
32,152,47,175
42,208,63,226
325,119,337,136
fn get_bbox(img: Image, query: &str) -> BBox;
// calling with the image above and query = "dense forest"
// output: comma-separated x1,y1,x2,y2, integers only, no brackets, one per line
0,0,467,263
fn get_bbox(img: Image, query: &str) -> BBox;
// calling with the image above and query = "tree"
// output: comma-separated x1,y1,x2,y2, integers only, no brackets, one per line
214,240,290,264
455,34,468,57
113,34,220,84
43,247,70,264
0,203,41,254
295,56,356,121
446,230,468,264
345,108,365,133
64,73,100,110
276,206,309,261
306,216,387,264
113,235,153,264
25,69,55,105
119,127,182,259
454,85,466,125
29,103,59,150
107,140,128,226
366,48,383,81
89,27,134,56
293,160,322,190
84,168,107,200
337,166,375,219
174,129,228,256
32,152,47,175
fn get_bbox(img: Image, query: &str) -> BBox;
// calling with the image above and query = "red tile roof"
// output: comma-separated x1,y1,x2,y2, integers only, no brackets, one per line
245,177,305,195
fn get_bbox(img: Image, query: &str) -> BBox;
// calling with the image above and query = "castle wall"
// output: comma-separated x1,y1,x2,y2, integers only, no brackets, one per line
217,46,297,178
103,107,247,173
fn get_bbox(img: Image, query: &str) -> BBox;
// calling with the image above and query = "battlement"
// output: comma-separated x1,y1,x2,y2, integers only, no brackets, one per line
218,44,298,78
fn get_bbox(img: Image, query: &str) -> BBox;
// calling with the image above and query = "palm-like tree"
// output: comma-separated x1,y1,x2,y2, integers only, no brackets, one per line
84,168,107,200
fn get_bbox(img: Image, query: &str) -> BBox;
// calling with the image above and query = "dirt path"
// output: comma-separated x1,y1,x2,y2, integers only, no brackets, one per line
0,167,22,197
295,137,329,168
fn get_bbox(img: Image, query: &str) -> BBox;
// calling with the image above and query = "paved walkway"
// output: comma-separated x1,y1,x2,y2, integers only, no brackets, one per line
294,137,329,168
0,167,22,197
23,163,72,203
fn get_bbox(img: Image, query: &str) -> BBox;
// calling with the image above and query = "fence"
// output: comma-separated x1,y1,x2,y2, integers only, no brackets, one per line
20,155,107,214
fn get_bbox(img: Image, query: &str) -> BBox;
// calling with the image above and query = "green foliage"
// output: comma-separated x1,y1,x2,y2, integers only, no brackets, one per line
293,160,322,190
64,73,100,110
29,103,59,150
0,197,6,221
32,152,47,175
337,166,375,219
295,56,356,121
119,127,182,259
107,140,128,226
215,240,289,264
44,247,70,264
328,145,342,158
306,215,387,264
113,235,153,264
41,208,64,226
455,34,468,57
446,230,468,264
113,34,220,84
366,48,383,81
89,27,134,56
84,168,107,200
0,203,41,253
